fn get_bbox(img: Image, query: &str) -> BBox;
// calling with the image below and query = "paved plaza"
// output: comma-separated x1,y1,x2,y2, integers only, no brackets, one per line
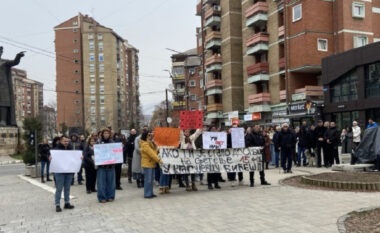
0,167,379,233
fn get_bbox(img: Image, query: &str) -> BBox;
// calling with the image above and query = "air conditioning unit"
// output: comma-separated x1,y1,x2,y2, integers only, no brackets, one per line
213,5,221,11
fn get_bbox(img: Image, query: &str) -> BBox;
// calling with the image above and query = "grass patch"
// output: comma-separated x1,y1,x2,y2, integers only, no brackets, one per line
9,154,23,160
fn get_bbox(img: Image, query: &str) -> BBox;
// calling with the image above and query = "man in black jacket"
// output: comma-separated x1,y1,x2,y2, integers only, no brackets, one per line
278,123,296,173
246,124,270,187
314,120,326,167
125,129,137,183
324,122,340,167
70,134,83,185
38,138,51,183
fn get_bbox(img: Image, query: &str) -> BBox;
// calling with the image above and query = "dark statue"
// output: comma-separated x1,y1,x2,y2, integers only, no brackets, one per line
0,46,24,126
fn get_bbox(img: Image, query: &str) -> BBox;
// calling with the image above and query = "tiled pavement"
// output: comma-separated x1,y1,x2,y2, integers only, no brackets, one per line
0,167,379,233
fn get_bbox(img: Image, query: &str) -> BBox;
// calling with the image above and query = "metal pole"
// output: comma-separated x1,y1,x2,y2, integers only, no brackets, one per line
34,130,38,177
165,89,169,127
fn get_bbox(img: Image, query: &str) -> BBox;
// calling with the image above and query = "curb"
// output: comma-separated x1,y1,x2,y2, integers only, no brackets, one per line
337,206,380,233
0,160,23,166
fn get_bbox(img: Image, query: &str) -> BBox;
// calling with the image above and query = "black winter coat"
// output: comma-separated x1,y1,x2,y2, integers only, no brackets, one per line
38,144,51,161
297,131,309,148
314,126,326,146
56,143,73,150
324,127,340,147
125,134,137,158
83,145,95,168
273,131,280,152
278,129,296,149
246,131,265,147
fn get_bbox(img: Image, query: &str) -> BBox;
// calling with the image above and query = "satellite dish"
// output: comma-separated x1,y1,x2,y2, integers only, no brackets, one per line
167,117,172,123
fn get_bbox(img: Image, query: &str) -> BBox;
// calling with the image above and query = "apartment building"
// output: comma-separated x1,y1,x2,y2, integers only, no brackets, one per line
197,0,380,127
42,106,57,140
12,68,43,128
54,13,140,133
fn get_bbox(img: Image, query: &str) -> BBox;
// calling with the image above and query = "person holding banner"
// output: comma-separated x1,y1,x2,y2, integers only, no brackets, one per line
52,135,76,212
207,126,222,190
140,131,163,198
83,137,97,194
180,128,202,192
246,124,271,187
97,128,116,203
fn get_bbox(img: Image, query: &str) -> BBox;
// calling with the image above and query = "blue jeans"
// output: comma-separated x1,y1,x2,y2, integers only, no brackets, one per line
41,160,50,177
281,148,293,172
297,146,306,165
143,168,155,197
54,173,74,206
275,151,280,167
97,167,116,202
159,169,170,187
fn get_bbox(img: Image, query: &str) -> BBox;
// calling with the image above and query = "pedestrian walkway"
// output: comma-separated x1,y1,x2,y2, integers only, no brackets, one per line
0,155,23,165
0,167,379,233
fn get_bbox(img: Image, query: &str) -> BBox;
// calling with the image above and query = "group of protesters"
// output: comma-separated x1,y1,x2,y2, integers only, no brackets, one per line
38,118,378,211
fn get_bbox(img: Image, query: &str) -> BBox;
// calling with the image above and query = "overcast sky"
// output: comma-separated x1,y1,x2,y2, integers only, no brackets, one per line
0,0,199,114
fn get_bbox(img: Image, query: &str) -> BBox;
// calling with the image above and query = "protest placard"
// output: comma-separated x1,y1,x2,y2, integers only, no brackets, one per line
179,110,203,129
202,131,227,149
94,143,123,165
154,127,180,147
231,128,245,148
50,150,83,173
159,147,263,174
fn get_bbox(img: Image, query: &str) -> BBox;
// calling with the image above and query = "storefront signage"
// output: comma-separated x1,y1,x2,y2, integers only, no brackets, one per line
289,101,316,115
252,113,261,121
272,110,287,118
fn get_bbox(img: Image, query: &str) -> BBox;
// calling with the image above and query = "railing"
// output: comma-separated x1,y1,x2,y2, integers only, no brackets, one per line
205,54,222,66
248,93,271,104
246,32,269,47
206,79,223,89
247,62,269,76
245,1,268,19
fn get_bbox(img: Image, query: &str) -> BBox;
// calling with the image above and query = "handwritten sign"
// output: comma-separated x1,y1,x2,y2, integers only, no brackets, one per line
154,127,180,147
50,150,83,173
180,110,203,129
94,143,123,165
231,128,245,148
159,147,263,174
202,132,227,149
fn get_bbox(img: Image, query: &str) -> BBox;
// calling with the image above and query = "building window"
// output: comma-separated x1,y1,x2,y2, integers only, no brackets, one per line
189,80,196,87
89,53,95,61
99,53,104,61
73,28,77,33
99,64,104,72
366,62,380,98
330,70,358,103
91,116,96,125
74,80,79,84
74,69,79,74
98,42,103,51
74,59,79,64
352,2,365,19
89,64,95,73
73,39,78,44
75,100,80,104
292,4,302,22
75,90,80,94
90,106,96,115
99,85,104,94
90,85,95,94
353,35,368,48
100,95,105,104
190,95,196,101
88,34,94,40
73,49,79,53
317,38,328,52
100,107,105,115
172,66,185,76
72,21,78,26
90,74,95,82
374,38,380,43
89,42,94,50
90,95,96,104
97,34,103,40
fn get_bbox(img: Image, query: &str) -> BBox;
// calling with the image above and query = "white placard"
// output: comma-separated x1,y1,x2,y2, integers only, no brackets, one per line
231,128,245,148
50,150,83,173
244,115,252,121
202,132,227,149
94,143,124,165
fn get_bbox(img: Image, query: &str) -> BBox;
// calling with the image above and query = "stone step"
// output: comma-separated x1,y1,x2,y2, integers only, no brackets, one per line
332,164,375,172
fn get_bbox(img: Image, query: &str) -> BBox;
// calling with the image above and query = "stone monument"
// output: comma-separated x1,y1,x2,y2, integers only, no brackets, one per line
0,46,24,156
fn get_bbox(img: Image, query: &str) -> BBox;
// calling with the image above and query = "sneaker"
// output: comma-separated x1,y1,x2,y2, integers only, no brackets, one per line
215,184,221,189
159,188,164,195
164,187,170,194
186,185,192,192
100,200,107,203
261,180,271,185
56,206,62,212
64,203,74,209
107,199,114,202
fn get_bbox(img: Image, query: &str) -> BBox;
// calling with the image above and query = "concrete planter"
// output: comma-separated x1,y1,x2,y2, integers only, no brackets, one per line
24,164,41,178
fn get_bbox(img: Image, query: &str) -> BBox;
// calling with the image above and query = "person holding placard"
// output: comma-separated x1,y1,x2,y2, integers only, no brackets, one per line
83,137,97,194
52,135,76,212
97,128,116,203
207,126,222,190
140,131,163,199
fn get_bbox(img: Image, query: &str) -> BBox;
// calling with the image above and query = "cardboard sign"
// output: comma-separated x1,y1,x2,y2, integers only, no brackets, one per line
154,127,180,147
202,131,227,149
231,128,245,148
159,147,263,174
94,143,123,165
50,150,83,173
180,110,203,129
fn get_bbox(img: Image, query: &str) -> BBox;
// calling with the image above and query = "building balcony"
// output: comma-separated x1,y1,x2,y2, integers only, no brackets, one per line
175,88,185,95
248,104,271,113
248,93,271,104
207,103,223,112
204,0,220,4
279,57,285,70
246,33,269,55
205,55,222,66
206,79,223,89
245,1,268,27
172,74,185,82
280,90,287,101
206,64,222,73
206,88,223,96
196,1,202,16
246,62,269,76
292,86,324,101
205,31,222,49
247,74,269,84
278,25,285,38
206,111,224,119
205,5,221,20
172,101,186,108
205,16,221,27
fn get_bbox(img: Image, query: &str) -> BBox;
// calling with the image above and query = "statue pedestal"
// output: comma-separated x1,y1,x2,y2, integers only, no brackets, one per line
0,127,18,156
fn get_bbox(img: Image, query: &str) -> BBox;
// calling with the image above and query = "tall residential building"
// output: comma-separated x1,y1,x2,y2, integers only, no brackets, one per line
42,106,57,140
54,13,140,133
197,0,380,127
12,68,43,128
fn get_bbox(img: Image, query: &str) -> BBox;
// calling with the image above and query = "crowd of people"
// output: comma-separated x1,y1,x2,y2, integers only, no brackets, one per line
37,118,378,212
